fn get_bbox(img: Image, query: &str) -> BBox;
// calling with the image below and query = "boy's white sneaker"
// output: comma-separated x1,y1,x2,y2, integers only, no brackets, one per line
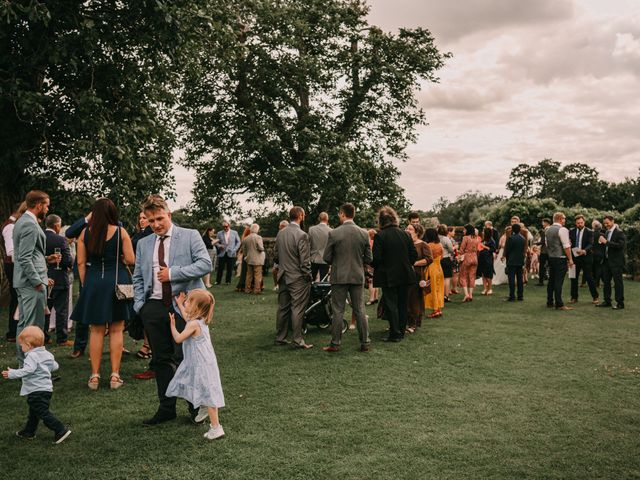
195,406,209,424
204,424,225,440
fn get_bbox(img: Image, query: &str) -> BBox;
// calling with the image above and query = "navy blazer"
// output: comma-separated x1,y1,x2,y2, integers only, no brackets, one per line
599,227,626,268
569,227,594,257
504,233,526,267
372,225,418,288
65,216,88,240
45,230,73,289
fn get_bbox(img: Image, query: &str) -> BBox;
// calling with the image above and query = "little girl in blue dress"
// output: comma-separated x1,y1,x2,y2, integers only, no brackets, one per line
166,289,225,440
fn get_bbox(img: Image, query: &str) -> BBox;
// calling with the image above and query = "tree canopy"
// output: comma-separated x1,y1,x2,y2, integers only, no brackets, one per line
179,0,449,219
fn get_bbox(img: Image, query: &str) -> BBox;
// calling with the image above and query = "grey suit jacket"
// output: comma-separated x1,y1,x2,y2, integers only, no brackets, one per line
323,220,372,285
242,233,265,265
274,223,311,284
12,213,47,288
308,223,331,264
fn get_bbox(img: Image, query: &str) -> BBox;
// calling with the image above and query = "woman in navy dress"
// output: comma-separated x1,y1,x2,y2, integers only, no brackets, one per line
71,198,135,390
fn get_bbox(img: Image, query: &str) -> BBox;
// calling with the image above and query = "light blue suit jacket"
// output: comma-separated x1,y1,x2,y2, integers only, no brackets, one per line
132,225,212,313
216,229,241,258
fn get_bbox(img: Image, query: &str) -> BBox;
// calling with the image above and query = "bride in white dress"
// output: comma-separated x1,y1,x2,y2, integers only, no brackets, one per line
492,231,509,286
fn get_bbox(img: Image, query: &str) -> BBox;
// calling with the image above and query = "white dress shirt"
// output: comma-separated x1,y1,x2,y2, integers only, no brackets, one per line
2,216,16,257
150,225,173,300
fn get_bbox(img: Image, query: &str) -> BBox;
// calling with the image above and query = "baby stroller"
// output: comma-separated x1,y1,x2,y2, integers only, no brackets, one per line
302,276,348,334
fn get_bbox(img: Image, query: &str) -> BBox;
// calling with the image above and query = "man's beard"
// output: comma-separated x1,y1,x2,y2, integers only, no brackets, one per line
37,209,46,220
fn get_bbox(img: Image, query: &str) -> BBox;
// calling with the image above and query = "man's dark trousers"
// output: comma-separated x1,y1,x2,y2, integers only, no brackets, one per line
46,287,70,344
5,262,18,339
311,263,329,282
537,253,548,285
140,299,194,415
216,255,235,284
570,256,598,301
507,266,524,300
382,286,408,340
602,260,624,306
547,257,568,307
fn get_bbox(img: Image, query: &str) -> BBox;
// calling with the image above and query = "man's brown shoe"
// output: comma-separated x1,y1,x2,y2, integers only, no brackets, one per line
360,345,371,352
556,306,573,311
133,370,156,380
70,349,84,359
569,299,577,304
322,346,340,353
57,340,74,347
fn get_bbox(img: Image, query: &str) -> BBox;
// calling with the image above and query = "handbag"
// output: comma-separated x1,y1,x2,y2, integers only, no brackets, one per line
114,227,134,301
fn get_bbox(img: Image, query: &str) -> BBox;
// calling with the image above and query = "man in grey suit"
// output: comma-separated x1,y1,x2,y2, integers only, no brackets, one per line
13,191,58,365
274,206,313,349
322,203,372,352
308,212,331,281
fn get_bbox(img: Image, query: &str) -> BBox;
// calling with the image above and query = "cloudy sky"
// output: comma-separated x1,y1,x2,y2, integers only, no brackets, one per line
171,0,640,211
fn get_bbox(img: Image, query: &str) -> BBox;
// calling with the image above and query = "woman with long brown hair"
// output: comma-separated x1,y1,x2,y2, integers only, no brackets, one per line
459,224,480,302
71,198,135,390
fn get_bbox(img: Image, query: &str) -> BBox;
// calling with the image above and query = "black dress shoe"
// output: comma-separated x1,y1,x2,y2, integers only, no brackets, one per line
143,411,177,426
613,304,625,310
596,302,612,308
504,298,516,302
382,337,401,343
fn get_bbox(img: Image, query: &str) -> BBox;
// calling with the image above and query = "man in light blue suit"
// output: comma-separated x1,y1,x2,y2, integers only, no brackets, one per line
13,191,57,365
215,221,241,285
132,194,212,425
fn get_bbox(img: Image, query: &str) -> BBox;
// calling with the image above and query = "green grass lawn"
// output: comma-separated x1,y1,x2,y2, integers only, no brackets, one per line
0,278,639,480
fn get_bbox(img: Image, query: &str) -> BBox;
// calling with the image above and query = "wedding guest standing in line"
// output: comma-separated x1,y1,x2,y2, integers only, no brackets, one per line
504,223,526,302
44,214,73,347
274,207,313,349
569,215,598,304
372,207,417,343
12,191,52,365
596,215,626,310
478,227,497,296
215,221,240,286
133,194,212,424
71,198,135,390
536,218,551,286
423,228,444,319
545,212,574,311
591,220,605,288
2,202,26,343
438,225,454,302
243,223,265,294
322,203,372,352
448,227,461,295
235,226,251,292
405,224,431,332
272,220,289,291
365,229,379,306
308,212,331,281
458,224,480,302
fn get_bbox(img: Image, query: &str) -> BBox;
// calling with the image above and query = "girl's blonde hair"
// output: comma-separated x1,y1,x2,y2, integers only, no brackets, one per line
185,289,216,324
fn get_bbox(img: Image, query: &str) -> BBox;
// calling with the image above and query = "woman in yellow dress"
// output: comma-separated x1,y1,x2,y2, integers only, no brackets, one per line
424,228,445,318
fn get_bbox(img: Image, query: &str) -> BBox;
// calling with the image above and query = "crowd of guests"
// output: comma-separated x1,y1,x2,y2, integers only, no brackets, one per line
0,190,628,444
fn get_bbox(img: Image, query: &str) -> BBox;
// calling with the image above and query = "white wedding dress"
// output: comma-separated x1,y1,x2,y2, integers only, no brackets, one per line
492,248,508,286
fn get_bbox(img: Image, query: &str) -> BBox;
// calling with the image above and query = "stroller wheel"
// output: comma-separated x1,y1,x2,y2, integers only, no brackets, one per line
341,319,348,334
317,322,331,329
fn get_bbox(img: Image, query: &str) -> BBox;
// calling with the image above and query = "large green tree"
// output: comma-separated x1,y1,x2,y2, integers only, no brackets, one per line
0,1,221,220
179,0,449,219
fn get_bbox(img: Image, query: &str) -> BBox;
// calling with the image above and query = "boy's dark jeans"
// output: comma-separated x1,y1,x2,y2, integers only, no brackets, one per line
24,391,66,436
507,265,524,300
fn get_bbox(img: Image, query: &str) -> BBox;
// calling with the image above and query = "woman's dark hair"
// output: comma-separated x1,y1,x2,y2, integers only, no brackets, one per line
483,227,493,242
424,228,439,244
464,224,475,237
203,227,214,236
87,198,119,257
437,224,447,236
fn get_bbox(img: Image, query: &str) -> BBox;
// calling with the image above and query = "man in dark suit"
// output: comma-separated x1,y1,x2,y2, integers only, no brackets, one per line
504,223,526,301
569,215,599,304
596,215,626,309
274,206,313,349
44,215,73,346
322,203,372,352
591,219,605,288
536,218,550,286
65,212,92,358
372,206,417,342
